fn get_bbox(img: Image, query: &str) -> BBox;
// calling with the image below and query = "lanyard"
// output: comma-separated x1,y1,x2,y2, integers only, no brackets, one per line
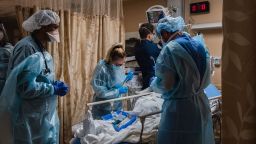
31,33,50,74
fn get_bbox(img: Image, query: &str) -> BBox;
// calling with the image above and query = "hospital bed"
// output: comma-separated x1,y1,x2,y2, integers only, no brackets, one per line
71,84,222,144
70,92,163,144
210,96,222,144
205,84,222,144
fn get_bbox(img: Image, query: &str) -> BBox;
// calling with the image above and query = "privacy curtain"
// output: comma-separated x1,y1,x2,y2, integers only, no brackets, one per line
15,0,125,143
222,0,256,143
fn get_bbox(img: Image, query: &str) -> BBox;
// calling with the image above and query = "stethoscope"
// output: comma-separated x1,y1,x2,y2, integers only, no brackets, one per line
31,33,51,75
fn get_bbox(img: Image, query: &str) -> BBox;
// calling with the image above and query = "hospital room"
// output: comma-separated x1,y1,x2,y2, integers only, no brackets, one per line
0,0,255,144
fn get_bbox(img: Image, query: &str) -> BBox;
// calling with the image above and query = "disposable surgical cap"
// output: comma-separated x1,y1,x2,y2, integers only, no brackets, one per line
156,16,185,36
22,10,60,32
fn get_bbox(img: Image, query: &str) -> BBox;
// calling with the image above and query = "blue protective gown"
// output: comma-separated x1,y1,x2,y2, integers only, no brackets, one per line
0,35,59,144
135,40,161,89
151,34,214,144
91,60,126,119
0,43,13,94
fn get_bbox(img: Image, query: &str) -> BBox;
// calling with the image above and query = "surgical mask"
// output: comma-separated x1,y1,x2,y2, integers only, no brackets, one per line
112,64,126,83
152,34,158,42
112,64,122,70
47,29,60,42
0,31,4,41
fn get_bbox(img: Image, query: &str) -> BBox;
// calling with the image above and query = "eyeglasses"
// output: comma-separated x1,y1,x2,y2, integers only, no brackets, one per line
114,64,123,67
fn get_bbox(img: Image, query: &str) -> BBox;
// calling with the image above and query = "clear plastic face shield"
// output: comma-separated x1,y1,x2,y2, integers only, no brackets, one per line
112,58,125,70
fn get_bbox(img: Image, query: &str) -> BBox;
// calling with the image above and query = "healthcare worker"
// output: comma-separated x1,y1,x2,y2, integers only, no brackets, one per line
135,23,161,89
151,16,215,144
0,24,13,94
91,44,133,119
0,10,68,144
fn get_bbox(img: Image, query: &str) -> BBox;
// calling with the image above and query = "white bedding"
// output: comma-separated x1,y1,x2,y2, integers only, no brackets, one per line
71,90,221,144
71,93,163,144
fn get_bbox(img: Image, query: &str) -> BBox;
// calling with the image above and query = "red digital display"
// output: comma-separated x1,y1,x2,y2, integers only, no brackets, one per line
201,4,206,11
190,1,210,14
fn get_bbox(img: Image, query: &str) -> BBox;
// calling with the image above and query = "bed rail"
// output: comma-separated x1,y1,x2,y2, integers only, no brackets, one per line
87,92,153,107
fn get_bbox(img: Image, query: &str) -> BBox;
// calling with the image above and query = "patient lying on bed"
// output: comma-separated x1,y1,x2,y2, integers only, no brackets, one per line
71,92,163,144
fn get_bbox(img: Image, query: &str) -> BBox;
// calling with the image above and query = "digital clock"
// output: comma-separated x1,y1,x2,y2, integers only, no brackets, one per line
190,1,210,14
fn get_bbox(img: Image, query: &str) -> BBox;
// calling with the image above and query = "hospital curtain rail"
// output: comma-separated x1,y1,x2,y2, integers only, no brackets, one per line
15,0,125,143
222,0,256,143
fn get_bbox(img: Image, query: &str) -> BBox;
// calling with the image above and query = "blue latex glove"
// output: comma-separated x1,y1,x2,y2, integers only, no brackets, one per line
53,81,69,96
113,83,122,89
125,71,134,82
118,86,128,94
